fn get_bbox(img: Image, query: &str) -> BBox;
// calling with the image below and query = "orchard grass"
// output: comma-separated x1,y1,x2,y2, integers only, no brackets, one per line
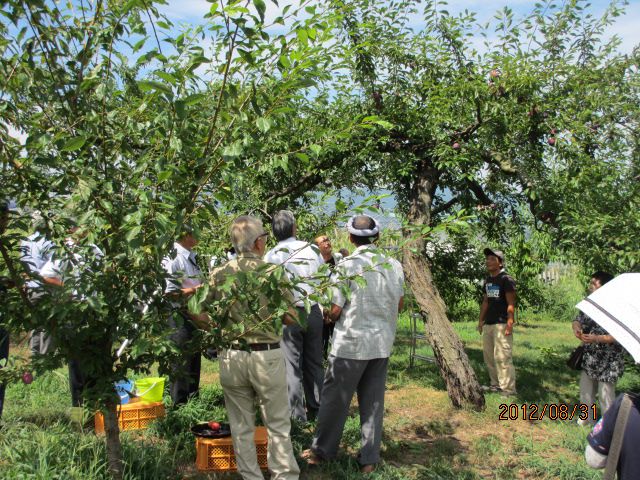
2,314,638,479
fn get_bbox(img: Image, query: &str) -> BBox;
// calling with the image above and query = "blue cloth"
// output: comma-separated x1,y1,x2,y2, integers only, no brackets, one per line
588,393,640,480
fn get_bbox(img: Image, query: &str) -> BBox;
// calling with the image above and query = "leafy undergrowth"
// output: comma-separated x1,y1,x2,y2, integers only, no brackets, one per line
1,319,637,479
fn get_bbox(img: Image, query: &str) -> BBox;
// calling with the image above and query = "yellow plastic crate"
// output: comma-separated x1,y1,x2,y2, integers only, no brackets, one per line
195,426,268,472
94,400,165,434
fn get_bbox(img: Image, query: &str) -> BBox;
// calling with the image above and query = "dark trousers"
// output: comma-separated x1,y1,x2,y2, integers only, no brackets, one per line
0,327,9,420
68,358,87,407
322,322,335,359
168,313,201,406
281,304,324,422
67,326,110,407
312,356,389,466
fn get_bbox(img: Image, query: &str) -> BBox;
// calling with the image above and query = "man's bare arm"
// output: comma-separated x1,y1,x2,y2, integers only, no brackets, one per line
42,276,63,287
283,305,299,326
478,295,488,333
505,290,516,335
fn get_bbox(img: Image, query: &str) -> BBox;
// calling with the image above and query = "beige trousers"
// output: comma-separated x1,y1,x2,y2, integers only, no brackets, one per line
579,370,616,424
219,348,300,480
482,323,516,394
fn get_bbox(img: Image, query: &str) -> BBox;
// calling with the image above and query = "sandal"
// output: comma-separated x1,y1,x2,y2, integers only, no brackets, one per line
301,449,324,465
360,464,377,474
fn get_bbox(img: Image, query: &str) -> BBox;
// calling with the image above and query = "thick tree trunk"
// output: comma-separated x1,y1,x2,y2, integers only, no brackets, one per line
403,163,485,410
403,243,485,410
104,399,124,480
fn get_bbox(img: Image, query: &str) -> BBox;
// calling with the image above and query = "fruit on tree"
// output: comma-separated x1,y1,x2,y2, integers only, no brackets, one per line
547,137,556,146
22,372,33,385
489,69,501,79
452,142,461,150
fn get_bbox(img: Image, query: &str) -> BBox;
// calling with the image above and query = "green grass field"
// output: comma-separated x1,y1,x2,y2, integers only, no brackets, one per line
2,314,639,479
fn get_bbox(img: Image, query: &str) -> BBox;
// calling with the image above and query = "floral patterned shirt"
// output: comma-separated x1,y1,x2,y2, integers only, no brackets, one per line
576,312,625,383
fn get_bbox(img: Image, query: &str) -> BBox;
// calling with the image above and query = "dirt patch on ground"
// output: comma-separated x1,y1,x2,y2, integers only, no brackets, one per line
201,371,220,385
382,386,564,477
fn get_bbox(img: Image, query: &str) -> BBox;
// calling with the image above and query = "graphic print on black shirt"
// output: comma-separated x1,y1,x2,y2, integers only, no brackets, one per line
484,271,516,324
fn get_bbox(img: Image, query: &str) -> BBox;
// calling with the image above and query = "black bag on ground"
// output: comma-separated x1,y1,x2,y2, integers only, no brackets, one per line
567,345,584,370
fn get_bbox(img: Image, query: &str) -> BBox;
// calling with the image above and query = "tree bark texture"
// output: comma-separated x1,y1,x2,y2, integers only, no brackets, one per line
104,400,124,480
403,243,485,410
403,163,485,410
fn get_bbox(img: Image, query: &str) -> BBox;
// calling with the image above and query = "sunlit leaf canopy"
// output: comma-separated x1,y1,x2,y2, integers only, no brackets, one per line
0,0,371,397
0,0,638,397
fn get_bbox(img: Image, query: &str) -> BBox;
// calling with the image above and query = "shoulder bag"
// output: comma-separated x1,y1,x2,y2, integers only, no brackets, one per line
566,344,584,370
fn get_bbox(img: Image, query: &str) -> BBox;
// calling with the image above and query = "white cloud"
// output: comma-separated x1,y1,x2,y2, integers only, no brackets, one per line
604,7,640,54
158,0,210,21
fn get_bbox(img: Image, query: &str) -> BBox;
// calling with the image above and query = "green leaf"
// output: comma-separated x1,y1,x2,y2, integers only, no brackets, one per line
132,36,148,53
137,80,172,95
183,93,207,106
309,144,321,156
296,29,308,46
238,48,255,65
279,54,291,68
156,71,177,85
174,100,186,119
256,117,271,133
77,178,93,201
187,55,210,73
158,170,173,182
125,226,142,243
253,0,266,22
374,119,394,129
61,136,86,151
223,142,243,158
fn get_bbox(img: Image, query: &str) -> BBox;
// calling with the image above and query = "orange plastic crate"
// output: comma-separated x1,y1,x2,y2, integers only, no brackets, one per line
94,401,165,434
195,426,268,472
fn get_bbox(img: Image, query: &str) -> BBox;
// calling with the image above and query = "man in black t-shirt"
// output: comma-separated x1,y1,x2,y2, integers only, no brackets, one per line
586,392,640,479
478,248,517,396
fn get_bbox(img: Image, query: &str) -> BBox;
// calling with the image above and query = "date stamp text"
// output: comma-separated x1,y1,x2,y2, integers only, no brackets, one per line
498,403,597,421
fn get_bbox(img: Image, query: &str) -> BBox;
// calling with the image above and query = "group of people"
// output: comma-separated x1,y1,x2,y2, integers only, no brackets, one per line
1,200,406,479
2,197,637,478
164,211,404,478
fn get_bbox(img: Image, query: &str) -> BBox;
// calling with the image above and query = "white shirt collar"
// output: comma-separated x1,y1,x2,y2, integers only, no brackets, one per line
353,244,375,254
277,236,297,244
174,242,194,257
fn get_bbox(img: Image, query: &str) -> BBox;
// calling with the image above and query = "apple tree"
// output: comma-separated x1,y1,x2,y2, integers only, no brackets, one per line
232,0,639,409
0,0,351,477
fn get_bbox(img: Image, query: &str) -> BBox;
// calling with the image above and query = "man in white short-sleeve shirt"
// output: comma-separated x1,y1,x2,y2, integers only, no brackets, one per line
264,210,325,422
303,214,404,474
39,226,104,407
21,229,55,355
162,227,205,406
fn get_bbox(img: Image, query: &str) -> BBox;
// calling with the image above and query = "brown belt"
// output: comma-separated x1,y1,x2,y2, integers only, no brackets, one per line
230,342,280,351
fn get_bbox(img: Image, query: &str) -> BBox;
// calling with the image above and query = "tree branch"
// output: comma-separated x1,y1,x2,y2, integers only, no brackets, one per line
465,179,493,206
432,195,462,216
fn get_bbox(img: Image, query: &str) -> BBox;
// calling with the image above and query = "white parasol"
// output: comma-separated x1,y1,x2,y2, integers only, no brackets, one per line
576,273,640,362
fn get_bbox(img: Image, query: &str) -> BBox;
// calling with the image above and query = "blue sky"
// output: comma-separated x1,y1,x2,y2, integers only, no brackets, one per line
157,0,639,54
